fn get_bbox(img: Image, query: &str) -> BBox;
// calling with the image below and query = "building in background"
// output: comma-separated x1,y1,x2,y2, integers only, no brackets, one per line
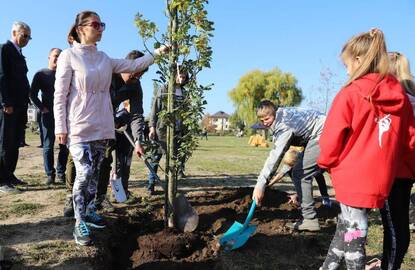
203,111,230,134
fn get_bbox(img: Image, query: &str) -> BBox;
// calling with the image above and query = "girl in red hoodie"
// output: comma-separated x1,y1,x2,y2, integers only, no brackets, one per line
378,52,415,270
318,29,415,270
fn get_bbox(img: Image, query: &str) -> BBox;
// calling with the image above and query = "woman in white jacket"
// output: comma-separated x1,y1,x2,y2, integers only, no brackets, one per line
54,10,167,246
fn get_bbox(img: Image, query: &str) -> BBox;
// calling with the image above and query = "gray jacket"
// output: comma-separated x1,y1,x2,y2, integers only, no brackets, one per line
148,86,185,141
256,107,326,189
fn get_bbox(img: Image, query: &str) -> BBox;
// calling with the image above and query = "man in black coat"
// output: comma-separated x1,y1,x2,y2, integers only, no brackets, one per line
0,21,32,193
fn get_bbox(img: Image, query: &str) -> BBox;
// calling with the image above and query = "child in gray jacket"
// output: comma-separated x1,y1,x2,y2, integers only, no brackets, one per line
252,100,326,231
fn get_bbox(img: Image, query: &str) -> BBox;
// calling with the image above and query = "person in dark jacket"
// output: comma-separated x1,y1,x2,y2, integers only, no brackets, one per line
0,21,32,193
147,69,189,195
95,49,148,209
30,48,69,185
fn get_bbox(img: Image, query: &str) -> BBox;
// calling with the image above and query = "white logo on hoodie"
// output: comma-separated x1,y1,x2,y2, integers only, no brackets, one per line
376,114,391,148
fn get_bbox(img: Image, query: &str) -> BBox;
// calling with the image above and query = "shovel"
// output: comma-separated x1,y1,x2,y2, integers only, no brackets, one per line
119,127,199,232
109,142,127,203
219,200,257,250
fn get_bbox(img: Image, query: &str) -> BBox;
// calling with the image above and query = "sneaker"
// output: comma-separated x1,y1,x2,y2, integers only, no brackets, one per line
73,221,92,246
125,191,140,205
178,171,186,179
85,211,106,229
56,174,66,184
95,197,115,212
63,196,74,217
365,258,381,270
19,142,29,148
0,184,21,194
287,218,321,232
46,175,55,185
147,184,155,196
10,176,27,186
322,196,332,207
0,259,13,270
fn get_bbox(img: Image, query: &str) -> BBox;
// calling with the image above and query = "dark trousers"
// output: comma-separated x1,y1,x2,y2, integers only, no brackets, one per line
315,172,329,197
147,138,185,189
147,140,165,189
115,132,133,192
65,153,75,195
0,108,26,185
380,179,414,270
41,112,68,176
97,134,133,198
18,108,28,146
37,110,43,147
96,141,114,198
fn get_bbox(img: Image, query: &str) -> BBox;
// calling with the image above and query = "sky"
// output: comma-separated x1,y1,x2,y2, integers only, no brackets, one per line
1,0,415,116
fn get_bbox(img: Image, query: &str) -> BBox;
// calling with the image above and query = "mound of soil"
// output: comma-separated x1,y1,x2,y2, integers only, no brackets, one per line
133,230,203,261
104,187,339,270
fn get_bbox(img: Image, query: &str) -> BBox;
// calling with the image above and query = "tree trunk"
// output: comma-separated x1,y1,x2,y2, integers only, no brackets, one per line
165,0,178,228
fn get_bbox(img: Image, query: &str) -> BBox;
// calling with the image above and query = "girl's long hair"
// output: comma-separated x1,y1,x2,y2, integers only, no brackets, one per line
67,10,99,45
389,52,415,96
341,28,389,87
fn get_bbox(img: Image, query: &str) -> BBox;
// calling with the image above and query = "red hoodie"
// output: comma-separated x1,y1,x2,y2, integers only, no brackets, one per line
318,73,415,209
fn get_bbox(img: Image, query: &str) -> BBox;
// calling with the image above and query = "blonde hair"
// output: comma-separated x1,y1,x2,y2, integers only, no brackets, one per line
389,52,415,96
341,28,389,86
282,146,304,166
256,100,276,118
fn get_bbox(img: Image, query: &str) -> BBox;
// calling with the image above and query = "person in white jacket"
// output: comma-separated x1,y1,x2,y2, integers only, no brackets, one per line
54,10,168,246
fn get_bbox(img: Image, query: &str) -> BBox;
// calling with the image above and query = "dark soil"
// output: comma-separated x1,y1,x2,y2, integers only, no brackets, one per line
100,187,339,270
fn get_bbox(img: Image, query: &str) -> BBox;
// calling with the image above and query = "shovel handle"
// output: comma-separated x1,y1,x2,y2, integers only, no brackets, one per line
242,200,256,229
267,172,284,187
122,129,167,192
123,129,136,148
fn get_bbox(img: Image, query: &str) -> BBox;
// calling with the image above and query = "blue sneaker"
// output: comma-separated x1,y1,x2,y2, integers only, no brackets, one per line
85,211,106,229
73,221,92,246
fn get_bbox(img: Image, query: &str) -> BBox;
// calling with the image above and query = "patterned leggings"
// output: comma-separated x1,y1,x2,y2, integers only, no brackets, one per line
69,140,106,221
322,203,369,270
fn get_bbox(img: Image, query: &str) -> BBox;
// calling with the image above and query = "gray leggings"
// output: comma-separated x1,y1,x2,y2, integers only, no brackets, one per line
322,203,369,270
70,140,106,221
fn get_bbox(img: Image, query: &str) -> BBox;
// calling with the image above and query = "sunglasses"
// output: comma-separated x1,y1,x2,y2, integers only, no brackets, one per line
19,33,32,40
82,21,106,31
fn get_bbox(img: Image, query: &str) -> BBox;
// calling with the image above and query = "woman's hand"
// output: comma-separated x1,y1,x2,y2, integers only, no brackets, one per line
56,133,67,145
252,185,265,206
154,45,170,56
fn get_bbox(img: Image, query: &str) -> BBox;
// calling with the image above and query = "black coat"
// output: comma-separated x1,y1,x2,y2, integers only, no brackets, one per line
111,74,145,143
0,40,30,108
